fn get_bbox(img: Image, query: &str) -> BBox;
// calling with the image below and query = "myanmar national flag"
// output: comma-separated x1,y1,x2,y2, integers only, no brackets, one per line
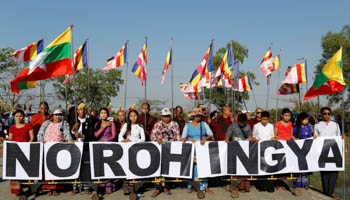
304,47,345,100
11,26,74,94
107,102,113,110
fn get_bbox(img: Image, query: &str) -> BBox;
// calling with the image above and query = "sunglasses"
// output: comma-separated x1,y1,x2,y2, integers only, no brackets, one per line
256,112,262,114
322,112,331,116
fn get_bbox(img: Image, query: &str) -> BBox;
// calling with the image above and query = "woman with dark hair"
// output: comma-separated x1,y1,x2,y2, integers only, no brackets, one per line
94,108,117,142
293,112,314,191
7,109,34,197
118,110,145,142
94,108,117,194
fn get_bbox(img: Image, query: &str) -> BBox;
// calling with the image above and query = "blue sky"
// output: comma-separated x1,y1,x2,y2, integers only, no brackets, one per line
1,0,349,111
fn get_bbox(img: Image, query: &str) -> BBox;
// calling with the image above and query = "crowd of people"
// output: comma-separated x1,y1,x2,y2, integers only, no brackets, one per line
0,101,346,199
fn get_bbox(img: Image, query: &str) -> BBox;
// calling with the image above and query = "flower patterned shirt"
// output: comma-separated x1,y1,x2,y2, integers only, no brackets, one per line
150,121,181,142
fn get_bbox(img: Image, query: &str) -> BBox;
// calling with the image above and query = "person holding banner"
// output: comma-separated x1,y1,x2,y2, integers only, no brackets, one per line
150,107,181,197
225,113,254,196
293,112,315,191
94,108,117,142
70,103,96,195
37,108,73,196
182,108,214,195
4,109,34,197
209,105,233,141
314,107,345,199
30,101,52,140
118,109,145,142
139,103,157,141
252,111,276,193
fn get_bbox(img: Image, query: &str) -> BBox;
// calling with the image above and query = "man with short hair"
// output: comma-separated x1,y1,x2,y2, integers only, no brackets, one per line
314,107,345,199
248,107,263,130
30,101,52,140
114,110,125,132
209,105,233,141
139,102,157,141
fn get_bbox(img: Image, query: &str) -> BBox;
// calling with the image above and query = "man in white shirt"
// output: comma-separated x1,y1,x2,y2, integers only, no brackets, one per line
251,111,276,193
315,107,345,199
252,111,277,141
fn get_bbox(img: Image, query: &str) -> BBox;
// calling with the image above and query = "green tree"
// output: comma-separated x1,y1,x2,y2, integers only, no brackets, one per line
0,47,34,111
135,98,167,114
52,68,123,109
204,40,259,111
314,25,350,108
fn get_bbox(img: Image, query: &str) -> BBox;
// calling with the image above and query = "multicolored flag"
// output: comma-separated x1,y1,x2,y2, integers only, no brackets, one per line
259,46,274,76
28,104,32,112
304,47,345,100
132,41,147,85
216,73,232,88
189,41,213,88
273,54,280,71
235,75,253,92
118,104,122,111
107,102,112,110
13,39,44,63
74,39,88,71
277,83,300,95
16,103,22,109
62,74,74,85
128,103,136,111
102,42,128,71
282,63,307,84
213,44,233,86
23,103,27,111
161,40,172,85
11,26,74,94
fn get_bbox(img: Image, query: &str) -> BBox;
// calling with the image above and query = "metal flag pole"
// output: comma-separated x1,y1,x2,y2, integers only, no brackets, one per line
170,38,174,119
144,36,147,134
275,49,281,122
208,39,214,117
86,39,90,108
266,76,271,110
123,40,129,111
340,44,345,200
70,25,78,122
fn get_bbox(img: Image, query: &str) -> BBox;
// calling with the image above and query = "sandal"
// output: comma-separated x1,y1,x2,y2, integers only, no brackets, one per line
164,188,172,195
48,191,53,196
331,194,339,200
83,190,92,195
186,188,194,193
151,189,161,198
52,191,60,196
71,189,79,195
205,188,214,194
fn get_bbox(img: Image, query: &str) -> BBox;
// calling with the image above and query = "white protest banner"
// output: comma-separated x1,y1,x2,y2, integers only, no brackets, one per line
44,142,84,180
90,142,161,180
2,141,43,180
161,142,194,179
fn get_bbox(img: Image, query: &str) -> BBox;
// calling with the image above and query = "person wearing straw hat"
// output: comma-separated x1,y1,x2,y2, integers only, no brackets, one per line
150,107,181,197
182,107,214,195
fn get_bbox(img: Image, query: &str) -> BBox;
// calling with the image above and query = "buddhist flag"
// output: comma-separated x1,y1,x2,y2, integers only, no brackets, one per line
304,47,345,100
102,42,128,71
189,41,213,88
282,63,307,84
235,75,253,92
277,83,300,95
213,44,233,86
161,40,172,85
13,39,44,63
11,26,74,94
259,46,274,76
132,41,147,85
273,55,280,71
74,39,88,71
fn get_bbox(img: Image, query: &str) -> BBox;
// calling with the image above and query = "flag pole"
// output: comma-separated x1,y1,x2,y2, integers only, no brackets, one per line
144,36,147,135
275,49,281,122
208,39,214,118
86,39,90,108
340,44,345,200
70,25,78,122
170,38,174,119
123,40,129,111
266,76,270,110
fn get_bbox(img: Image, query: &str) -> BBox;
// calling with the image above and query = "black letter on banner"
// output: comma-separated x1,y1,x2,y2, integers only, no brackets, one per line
161,142,192,176
129,143,160,176
6,143,41,177
318,139,342,168
227,141,258,174
287,139,313,170
46,143,81,177
260,141,286,173
208,142,221,174
92,143,126,177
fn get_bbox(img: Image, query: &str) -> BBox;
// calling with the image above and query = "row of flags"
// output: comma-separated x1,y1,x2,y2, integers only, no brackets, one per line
9,26,346,106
